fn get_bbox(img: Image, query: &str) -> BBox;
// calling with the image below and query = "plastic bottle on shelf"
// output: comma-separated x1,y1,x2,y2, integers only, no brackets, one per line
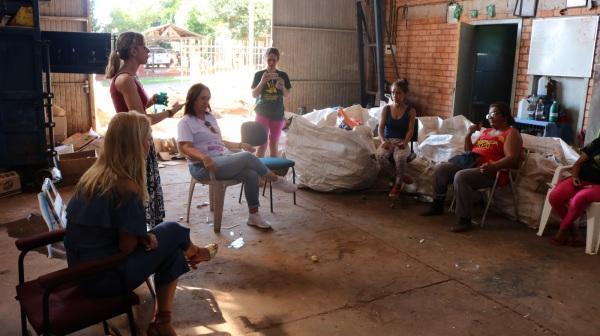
517,98,529,119
537,76,550,97
527,100,536,120
535,99,545,121
549,101,559,122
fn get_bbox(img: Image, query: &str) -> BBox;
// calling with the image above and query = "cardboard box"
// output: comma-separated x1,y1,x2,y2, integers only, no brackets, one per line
0,171,21,198
63,132,98,152
59,150,97,185
54,115,67,143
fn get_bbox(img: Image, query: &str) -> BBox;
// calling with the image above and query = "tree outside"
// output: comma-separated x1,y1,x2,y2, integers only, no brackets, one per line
93,0,271,41
92,0,274,142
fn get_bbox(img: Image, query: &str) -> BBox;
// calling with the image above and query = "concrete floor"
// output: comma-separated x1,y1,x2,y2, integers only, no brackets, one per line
1,162,599,335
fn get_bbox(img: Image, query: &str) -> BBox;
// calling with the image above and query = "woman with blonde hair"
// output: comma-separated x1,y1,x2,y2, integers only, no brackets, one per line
106,31,183,228
65,112,216,336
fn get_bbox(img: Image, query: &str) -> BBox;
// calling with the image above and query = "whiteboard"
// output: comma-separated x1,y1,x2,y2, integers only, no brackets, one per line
528,16,599,78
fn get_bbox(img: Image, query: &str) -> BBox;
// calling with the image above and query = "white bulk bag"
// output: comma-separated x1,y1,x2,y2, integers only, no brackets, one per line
286,116,378,192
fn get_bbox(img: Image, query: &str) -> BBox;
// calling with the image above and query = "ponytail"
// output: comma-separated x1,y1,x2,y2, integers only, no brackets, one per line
105,31,145,79
105,51,122,79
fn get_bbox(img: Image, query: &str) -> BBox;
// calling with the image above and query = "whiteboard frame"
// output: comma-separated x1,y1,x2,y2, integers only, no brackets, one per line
527,16,599,78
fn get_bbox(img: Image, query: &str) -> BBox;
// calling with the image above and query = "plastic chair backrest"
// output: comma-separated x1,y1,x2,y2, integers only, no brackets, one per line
519,148,530,170
38,192,59,231
241,121,268,147
41,178,66,228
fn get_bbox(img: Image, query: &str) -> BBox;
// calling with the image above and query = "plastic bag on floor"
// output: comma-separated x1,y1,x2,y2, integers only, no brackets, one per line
438,115,473,136
286,116,378,191
418,116,443,143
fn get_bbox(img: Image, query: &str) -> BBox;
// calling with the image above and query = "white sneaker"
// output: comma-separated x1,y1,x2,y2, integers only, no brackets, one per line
247,212,272,229
271,177,298,193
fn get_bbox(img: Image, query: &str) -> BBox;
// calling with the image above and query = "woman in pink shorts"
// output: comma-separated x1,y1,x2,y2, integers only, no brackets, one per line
251,47,292,157
549,137,600,247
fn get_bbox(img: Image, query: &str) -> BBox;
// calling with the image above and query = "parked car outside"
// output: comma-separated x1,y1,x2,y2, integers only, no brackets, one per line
146,46,174,68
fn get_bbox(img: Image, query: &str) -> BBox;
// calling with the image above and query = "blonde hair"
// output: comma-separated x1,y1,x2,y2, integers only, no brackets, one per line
105,32,145,79
76,111,150,202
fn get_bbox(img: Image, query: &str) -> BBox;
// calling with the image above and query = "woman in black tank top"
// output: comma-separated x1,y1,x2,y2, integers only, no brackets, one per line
376,79,417,197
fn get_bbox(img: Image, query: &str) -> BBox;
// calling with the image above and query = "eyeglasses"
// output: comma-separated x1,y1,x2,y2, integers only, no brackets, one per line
204,121,218,134
486,112,498,120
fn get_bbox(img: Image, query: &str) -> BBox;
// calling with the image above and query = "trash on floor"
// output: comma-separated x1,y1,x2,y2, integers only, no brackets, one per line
454,261,480,272
228,237,245,249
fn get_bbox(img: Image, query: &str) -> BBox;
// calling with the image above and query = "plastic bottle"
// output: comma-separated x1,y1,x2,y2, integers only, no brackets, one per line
527,100,535,120
517,98,529,120
549,101,559,122
537,76,550,97
535,99,545,121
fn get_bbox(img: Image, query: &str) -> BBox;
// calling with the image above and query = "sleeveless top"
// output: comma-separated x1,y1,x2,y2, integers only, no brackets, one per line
109,72,149,113
383,104,411,139
472,127,515,185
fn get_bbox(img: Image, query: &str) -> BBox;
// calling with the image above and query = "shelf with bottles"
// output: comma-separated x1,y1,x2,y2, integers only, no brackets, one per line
514,118,573,143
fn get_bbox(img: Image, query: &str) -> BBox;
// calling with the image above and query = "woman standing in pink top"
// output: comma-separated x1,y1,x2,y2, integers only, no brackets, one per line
105,31,183,228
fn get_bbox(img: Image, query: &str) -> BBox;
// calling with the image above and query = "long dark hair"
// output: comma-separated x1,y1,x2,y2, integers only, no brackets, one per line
184,83,212,116
391,78,409,93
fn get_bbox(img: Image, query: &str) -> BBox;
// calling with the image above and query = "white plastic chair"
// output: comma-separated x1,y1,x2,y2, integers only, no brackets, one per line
186,172,240,233
41,178,66,228
450,149,529,227
537,165,600,255
37,178,67,258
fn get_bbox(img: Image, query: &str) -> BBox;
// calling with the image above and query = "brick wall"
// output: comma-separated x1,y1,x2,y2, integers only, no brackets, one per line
384,1,600,129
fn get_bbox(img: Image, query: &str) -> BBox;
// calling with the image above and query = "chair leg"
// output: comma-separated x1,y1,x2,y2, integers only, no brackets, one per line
145,277,156,300
212,183,226,232
509,174,520,223
126,306,138,336
186,180,196,223
538,189,553,237
292,166,297,205
269,181,273,213
480,178,499,227
586,204,600,255
239,183,244,204
102,320,110,334
262,178,268,196
209,185,215,212
20,309,27,336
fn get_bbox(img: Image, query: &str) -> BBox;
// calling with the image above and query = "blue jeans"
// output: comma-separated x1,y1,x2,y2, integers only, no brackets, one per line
189,152,269,208
80,221,191,297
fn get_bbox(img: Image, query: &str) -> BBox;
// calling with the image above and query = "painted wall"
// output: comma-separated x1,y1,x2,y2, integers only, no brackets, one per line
384,0,599,133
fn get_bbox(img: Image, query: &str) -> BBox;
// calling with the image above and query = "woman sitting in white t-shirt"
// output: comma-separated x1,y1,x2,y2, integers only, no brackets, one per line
177,83,297,230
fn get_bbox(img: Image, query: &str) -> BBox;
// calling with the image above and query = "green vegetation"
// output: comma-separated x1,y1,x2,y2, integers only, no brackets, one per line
94,0,271,41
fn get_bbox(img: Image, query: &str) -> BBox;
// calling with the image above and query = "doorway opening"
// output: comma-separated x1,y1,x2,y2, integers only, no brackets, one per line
454,21,520,125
